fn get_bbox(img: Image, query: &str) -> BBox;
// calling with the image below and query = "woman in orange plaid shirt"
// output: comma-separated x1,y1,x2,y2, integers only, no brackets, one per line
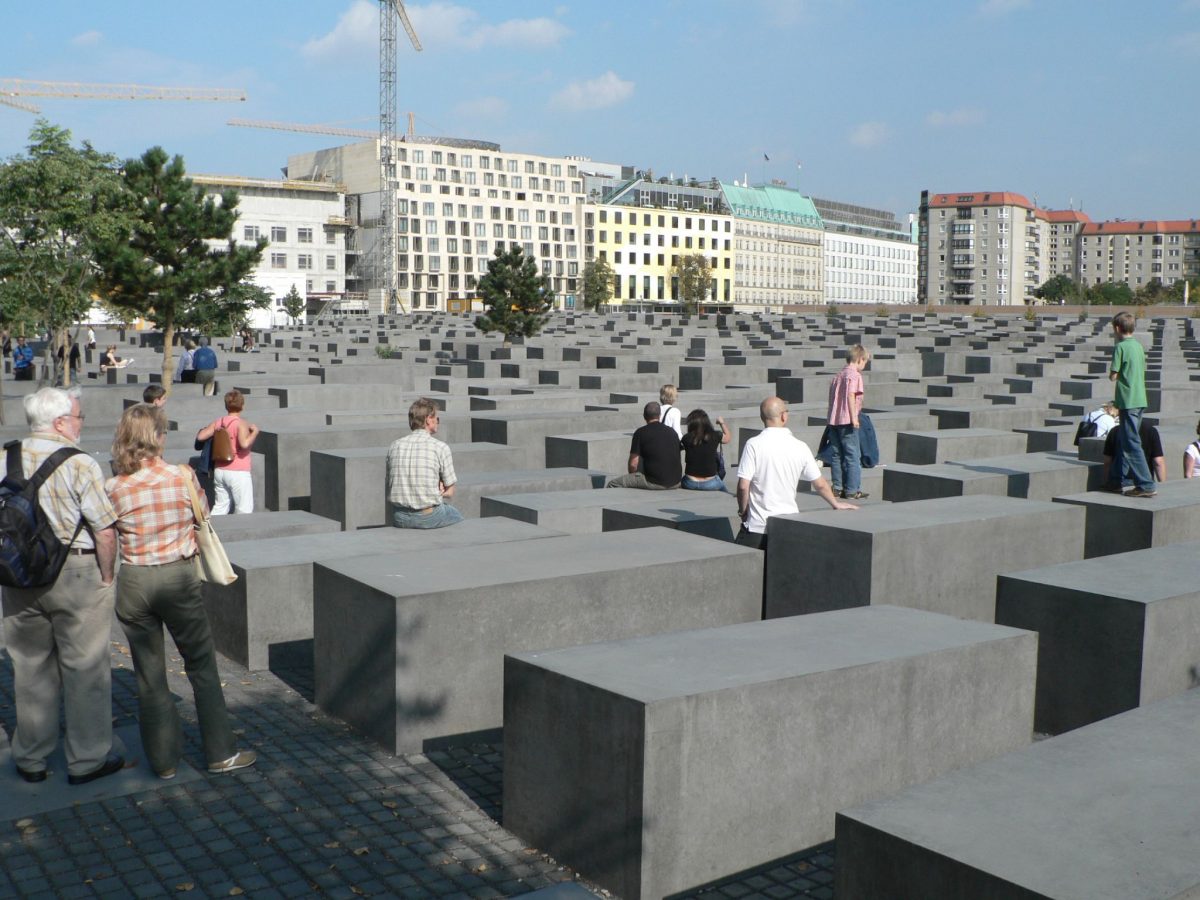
106,404,256,779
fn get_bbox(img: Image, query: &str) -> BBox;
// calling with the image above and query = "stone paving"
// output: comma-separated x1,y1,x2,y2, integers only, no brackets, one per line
1,624,835,899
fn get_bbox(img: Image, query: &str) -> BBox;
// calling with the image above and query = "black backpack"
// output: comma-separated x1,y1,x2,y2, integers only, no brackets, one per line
0,440,85,588
1073,418,1100,447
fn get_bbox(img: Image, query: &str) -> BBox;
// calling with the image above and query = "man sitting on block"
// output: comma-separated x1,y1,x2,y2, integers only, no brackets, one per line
606,401,682,490
386,397,462,529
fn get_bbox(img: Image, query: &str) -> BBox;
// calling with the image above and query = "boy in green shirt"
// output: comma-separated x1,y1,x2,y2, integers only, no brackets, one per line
1103,311,1155,497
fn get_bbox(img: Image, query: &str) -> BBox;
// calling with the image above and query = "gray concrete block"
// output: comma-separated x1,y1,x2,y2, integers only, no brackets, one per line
453,468,604,518
895,428,1028,464
882,453,1102,503
1054,480,1200,557
765,495,1086,622
210,510,340,542
836,688,1200,900
504,606,1036,900
205,518,561,671
479,487,679,534
996,541,1200,734
309,442,526,530
313,529,763,753
544,431,634,475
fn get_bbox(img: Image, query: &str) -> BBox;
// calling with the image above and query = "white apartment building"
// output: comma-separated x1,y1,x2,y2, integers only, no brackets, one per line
1077,219,1200,288
813,198,917,305
194,175,348,327
287,139,602,313
722,183,824,310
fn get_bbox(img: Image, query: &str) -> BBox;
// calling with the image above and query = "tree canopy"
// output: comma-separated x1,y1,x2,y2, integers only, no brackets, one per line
580,257,614,311
672,253,713,315
0,121,129,388
1035,273,1083,305
94,146,265,389
282,284,305,324
474,245,552,342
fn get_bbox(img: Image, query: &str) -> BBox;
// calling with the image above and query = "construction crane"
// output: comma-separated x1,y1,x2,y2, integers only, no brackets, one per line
0,79,245,114
379,0,422,315
227,117,411,141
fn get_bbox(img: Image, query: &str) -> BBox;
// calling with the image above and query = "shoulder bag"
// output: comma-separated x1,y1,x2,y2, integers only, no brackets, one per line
180,464,237,585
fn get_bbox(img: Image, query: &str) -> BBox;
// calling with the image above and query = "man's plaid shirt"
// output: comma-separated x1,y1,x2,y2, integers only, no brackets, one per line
0,433,117,550
105,458,205,566
386,430,456,510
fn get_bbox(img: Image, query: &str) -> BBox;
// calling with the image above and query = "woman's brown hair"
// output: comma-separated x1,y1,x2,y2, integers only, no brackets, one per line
111,403,167,476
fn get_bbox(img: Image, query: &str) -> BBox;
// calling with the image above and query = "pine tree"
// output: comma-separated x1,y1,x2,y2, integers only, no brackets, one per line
94,147,265,391
474,245,552,343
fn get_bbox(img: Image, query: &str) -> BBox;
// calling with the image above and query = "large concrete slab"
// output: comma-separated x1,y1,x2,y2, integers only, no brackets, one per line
882,452,1102,502
836,688,1200,900
205,518,562,671
210,510,340,542
504,606,1036,900
1054,479,1200,557
995,541,1200,734
479,487,681,534
895,428,1028,464
765,495,1086,622
313,529,764,754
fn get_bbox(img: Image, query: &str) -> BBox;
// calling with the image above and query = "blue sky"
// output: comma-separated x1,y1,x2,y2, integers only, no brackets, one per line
5,0,1199,221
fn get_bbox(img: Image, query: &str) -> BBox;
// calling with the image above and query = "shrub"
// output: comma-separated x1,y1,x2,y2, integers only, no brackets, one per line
375,344,394,359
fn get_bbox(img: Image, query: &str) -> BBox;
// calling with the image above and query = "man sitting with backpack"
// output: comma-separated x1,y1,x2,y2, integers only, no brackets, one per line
0,387,122,785
1074,401,1118,445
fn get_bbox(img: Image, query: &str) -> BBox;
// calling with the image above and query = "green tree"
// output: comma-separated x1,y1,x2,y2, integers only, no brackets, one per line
1133,277,1168,306
282,284,305,324
580,258,613,311
95,146,265,390
0,121,129,392
1166,276,1200,304
178,281,273,336
474,245,552,343
672,253,712,315
1086,281,1134,306
1035,273,1083,305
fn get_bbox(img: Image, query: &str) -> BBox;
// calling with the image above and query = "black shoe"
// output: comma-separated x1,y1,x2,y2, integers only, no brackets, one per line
16,766,46,783
68,754,124,786
848,491,870,500
1098,484,1126,494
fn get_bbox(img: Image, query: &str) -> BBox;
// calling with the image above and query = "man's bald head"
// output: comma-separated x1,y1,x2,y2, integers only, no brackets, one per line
760,396,787,426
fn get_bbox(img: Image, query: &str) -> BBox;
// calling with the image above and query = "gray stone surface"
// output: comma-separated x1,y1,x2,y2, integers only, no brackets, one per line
210,510,341,542
504,606,1036,900
1054,479,1200,557
480,487,678,533
206,518,562,670
836,688,1200,900
313,528,763,753
882,452,1101,502
996,541,1200,734
895,428,1028,464
765,495,1086,621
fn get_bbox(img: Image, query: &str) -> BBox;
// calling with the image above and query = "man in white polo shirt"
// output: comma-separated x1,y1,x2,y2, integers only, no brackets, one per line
736,396,856,550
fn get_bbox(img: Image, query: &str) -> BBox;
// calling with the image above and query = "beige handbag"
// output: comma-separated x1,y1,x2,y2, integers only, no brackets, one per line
181,465,237,586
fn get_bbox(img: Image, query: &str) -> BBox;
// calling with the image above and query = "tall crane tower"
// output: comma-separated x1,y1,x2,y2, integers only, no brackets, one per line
379,0,422,315
0,79,245,114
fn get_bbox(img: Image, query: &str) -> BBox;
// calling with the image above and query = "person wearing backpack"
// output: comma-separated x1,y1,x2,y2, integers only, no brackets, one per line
195,389,259,514
0,387,122,785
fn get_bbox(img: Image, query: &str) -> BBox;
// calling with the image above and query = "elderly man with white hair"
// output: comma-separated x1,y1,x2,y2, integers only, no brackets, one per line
0,387,122,785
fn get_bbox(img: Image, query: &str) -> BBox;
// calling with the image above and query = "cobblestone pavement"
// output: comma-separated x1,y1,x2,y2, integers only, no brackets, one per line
1,624,836,899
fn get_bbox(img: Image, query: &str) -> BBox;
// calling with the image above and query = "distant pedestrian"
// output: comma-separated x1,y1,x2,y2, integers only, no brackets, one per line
192,337,218,396
13,336,35,381
174,340,197,384
659,384,683,439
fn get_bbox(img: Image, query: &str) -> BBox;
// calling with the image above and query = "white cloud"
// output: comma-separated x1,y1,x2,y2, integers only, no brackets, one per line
454,96,509,119
979,0,1031,14
849,121,889,148
926,107,985,127
1171,31,1200,54
70,30,103,47
549,70,634,112
303,1,570,59
302,0,376,60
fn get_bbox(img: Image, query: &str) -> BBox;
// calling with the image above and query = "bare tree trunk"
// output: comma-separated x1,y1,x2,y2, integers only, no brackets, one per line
161,313,176,399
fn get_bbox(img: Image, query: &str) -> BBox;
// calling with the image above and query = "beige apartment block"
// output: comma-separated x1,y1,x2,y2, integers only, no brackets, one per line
287,139,598,313
1077,219,1200,289
919,190,1049,306
1045,209,1090,280
724,183,824,310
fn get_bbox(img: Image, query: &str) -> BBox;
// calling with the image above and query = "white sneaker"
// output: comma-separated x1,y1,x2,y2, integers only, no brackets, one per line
208,750,257,774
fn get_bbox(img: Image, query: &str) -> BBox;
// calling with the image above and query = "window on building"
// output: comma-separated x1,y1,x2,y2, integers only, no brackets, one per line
270,253,286,269
297,254,313,270
244,226,260,241
271,226,286,242
298,228,313,243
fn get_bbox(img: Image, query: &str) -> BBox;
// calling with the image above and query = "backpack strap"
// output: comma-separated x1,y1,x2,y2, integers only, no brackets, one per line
3,440,25,488
27,446,86,494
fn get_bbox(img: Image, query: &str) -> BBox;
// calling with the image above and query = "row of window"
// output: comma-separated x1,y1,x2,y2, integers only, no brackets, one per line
270,253,338,271
397,149,576,179
244,225,336,244
401,201,574,225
